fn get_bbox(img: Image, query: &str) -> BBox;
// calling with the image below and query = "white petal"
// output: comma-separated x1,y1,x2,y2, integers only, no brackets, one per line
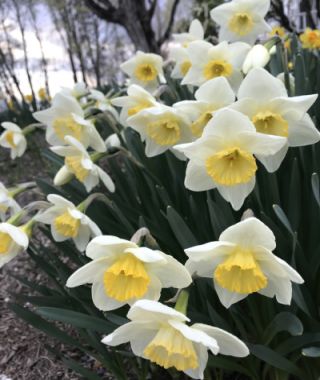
184,161,216,192
89,126,107,153
73,224,91,251
97,166,115,192
184,344,208,380
66,258,109,287
193,323,249,357
127,247,165,263
195,77,235,104
0,223,28,248
217,177,256,211
220,217,276,251
92,280,125,311
86,236,137,260
287,114,320,147
239,131,287,156
256,143,289,173
214,282,248,308
47,194,75,208
258,276,293,305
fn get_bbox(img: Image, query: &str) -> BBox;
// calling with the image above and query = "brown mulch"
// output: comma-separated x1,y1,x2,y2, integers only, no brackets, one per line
0,133,82,380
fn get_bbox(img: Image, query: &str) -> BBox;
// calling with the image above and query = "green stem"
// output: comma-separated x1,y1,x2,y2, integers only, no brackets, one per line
174,289,189,315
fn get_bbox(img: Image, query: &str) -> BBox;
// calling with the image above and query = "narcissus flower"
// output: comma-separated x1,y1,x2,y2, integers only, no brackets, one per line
0,122,27,159
269,25,286,38
174,77,235,137
182,40,250,90
52,136,115,193
102,300,249,379
231,68,320,171
242,44,270,74
66,236,192,310
175,108,286,210
89,89,119,120
0,222,29,268
120,51,165,92
33,93,106,152
185,217,304,308
111,85,158,125
210,0,271,44
0,182,21,222
172,19,204,47
127,104,193,157
300,28,320,49
169,46,193,80
35,194,101,251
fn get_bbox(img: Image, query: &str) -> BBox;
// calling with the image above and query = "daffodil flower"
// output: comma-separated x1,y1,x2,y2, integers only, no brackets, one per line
175,108,286,210
127,104,193,157
33,93,106,152
185,217,304,308
102,300,249,379
0,122,27,159
111,85,158,125
0,222,29,268
35,194,101,251
61,82,89,99
210,0,271,44
174,77,235,137
172,19,204,47
66,236,192,311
169,46,193,80
120,51,165,92
89,89,119,120
0,182,21,222
182,40,250,90
231,68,320,171
300,28,320,49
52,136,115,193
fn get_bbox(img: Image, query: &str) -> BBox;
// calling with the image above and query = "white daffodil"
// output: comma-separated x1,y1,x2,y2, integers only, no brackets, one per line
51,136,115,193
174,108,286,210
102,300,249,379
182,40,250,90
210,0,271,45
169,46,193,80
127,104,193,158
61,82,88,99
231,68,320,171
0,222,29,268
111,84,158,125
0,182,21,222
242,44,270,74
185,217,304,308
174,77,235,137
89,89,119,121
0,122,27,159
172,19,204,47
33,92,106,152
66,236,192,311
120,51,165,92
35,194,101,251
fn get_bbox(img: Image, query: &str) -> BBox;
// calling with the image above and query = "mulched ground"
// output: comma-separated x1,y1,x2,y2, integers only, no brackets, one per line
0,132,81,380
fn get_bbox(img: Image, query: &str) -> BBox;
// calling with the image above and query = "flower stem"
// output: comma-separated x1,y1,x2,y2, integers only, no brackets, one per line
174,289,189,315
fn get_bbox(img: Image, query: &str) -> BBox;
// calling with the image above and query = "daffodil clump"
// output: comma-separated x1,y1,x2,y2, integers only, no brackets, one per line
1,0,320,378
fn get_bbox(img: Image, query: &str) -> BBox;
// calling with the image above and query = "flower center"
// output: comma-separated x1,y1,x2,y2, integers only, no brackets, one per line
0,232,12,254
229,12,254,36
135,63,158,82
180,60,192,76
144,326,198,371
146,117,181,146
127,101,153,117
206,147,257,186
103,253,150,302
65,156,89,182
5,131,16,148
214,247,267,294
54,211,80,238
53,116,83,142
203,59,233,80
191,112,213,137
252,111,289,137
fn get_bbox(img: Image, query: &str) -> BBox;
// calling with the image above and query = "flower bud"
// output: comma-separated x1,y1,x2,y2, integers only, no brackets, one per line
242,44,270,74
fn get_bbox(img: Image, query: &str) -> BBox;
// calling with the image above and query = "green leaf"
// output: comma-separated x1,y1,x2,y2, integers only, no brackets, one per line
273,204,294,235
37,307,115,333
61,357,103,380
311,173,320,207
302,347,320,357
262,312,303,344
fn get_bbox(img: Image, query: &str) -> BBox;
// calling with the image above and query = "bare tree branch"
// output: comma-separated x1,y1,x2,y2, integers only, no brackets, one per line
158,0,181,45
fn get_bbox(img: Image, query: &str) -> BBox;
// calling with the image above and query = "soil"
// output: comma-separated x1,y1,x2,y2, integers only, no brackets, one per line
0,132,81,380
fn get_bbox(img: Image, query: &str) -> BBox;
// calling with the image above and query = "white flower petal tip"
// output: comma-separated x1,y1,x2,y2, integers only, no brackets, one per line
66,238,191,311
210,0,271,44
0,122,27,159
185,217,303,307
102,300,248,378
177,108,285,209
35,194,100,252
